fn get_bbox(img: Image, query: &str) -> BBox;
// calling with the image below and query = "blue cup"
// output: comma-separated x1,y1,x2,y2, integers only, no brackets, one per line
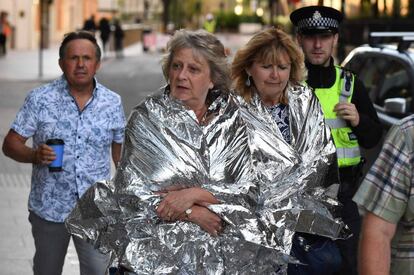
46,139,64,172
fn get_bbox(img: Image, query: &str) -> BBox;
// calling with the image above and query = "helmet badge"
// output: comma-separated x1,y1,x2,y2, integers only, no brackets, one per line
312,11,322,20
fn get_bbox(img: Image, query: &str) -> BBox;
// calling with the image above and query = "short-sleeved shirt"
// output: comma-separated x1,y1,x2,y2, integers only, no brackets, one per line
11,76,126,222
353,115,414,274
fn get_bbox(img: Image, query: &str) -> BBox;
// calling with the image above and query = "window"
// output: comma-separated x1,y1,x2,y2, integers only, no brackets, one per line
346,54,388,104
347,54,411,112
377,60,411,107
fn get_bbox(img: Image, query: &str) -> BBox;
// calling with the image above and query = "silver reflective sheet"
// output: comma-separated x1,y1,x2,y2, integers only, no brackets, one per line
66,84,347,274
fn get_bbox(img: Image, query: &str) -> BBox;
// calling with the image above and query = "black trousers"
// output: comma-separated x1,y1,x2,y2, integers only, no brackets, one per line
334,166,363,275
0,34,6,55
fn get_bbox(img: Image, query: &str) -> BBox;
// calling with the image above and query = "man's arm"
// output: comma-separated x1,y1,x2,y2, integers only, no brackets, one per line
111,142,122,168
2,129,55,165
359,211,397,275
2,129,33,163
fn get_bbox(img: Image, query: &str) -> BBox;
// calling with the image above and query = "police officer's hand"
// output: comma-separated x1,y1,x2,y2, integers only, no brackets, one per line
33,144,56,165
334,102,360,127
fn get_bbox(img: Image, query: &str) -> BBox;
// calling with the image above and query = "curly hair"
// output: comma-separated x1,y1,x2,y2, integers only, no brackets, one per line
162,29,231,93
231,27,306,103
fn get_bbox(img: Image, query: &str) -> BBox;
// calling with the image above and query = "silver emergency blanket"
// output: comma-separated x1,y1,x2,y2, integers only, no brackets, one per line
66,84,347,274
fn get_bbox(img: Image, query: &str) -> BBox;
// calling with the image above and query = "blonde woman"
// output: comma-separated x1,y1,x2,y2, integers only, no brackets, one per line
232,27,343,275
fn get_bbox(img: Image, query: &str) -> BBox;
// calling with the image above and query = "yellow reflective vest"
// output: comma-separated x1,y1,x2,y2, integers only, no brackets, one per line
203,20,216,33
313,66,361,167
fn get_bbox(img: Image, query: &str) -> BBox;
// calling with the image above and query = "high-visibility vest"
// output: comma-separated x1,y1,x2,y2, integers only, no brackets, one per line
203,20,216,33
313,66,361,167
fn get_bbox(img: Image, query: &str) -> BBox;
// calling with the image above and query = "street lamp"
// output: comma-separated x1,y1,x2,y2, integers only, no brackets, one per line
39,0,45,78
38,0,53,78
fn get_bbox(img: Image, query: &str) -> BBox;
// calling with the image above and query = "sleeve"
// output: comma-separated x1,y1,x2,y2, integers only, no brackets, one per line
10,90,38,138
111,96,126,144
353,122,412,223
351,77,383,149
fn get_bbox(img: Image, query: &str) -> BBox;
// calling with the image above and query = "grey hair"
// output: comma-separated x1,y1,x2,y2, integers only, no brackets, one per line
161,29,231,93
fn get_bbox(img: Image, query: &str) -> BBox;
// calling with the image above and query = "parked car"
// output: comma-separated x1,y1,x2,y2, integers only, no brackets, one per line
341,32,414,170
342,32,414,129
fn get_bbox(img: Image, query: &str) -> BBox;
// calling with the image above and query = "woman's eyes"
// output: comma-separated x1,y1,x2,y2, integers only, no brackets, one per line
261,64,289,70
261,64,272,69
188,66,200,73
171,63,182,70
171,63,200,73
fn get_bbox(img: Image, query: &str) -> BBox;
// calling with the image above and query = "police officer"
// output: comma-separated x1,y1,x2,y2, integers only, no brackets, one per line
203,13,216,33
290,6,382,275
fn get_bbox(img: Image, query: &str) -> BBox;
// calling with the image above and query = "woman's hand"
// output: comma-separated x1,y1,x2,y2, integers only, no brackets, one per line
156,187,220,221
186,205,224,237
156,188,197,221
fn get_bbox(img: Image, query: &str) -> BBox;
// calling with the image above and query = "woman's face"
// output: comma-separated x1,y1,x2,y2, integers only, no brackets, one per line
247,51,291,105
169,48,214,111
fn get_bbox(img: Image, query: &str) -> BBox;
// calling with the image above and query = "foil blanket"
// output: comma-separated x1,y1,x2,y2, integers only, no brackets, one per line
66,84,347,274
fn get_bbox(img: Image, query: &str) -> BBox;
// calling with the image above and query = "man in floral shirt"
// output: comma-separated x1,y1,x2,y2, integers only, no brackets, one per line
2,31,125,275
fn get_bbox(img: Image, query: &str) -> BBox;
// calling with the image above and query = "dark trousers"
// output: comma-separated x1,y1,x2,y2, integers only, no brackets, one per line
0,34,6,55
29,211,110,275
334,167,363,275
115,39,123,58
287,232,342,275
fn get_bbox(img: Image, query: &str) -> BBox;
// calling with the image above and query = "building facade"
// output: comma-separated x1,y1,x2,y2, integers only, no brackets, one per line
0,0,152,50
0,0,410,50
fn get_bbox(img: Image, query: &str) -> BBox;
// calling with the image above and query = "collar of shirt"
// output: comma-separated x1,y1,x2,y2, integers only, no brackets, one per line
305,57,336,88
58,75,100,113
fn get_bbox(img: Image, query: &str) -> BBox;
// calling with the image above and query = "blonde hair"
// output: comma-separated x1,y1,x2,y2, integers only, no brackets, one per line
162,29,231,93
231,27,306,103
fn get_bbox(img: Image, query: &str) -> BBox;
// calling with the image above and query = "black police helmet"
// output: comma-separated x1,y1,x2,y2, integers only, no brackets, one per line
290,6,343,35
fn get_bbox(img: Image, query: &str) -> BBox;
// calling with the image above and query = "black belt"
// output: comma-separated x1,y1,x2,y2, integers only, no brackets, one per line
339,159,365,181
339,166,357,176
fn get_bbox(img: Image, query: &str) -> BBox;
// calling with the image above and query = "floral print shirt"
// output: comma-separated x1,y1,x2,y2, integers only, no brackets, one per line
266,103,291,144
11,76,126,222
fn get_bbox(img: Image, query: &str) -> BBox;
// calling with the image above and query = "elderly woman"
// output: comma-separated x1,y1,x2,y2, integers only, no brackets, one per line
66,29,293,274
231,28,346,274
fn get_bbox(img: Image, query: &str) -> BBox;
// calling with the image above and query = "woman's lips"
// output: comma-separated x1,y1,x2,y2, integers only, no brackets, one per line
176,85,190,90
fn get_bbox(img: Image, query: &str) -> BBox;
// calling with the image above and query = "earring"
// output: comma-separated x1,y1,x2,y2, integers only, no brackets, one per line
245,75,251,87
